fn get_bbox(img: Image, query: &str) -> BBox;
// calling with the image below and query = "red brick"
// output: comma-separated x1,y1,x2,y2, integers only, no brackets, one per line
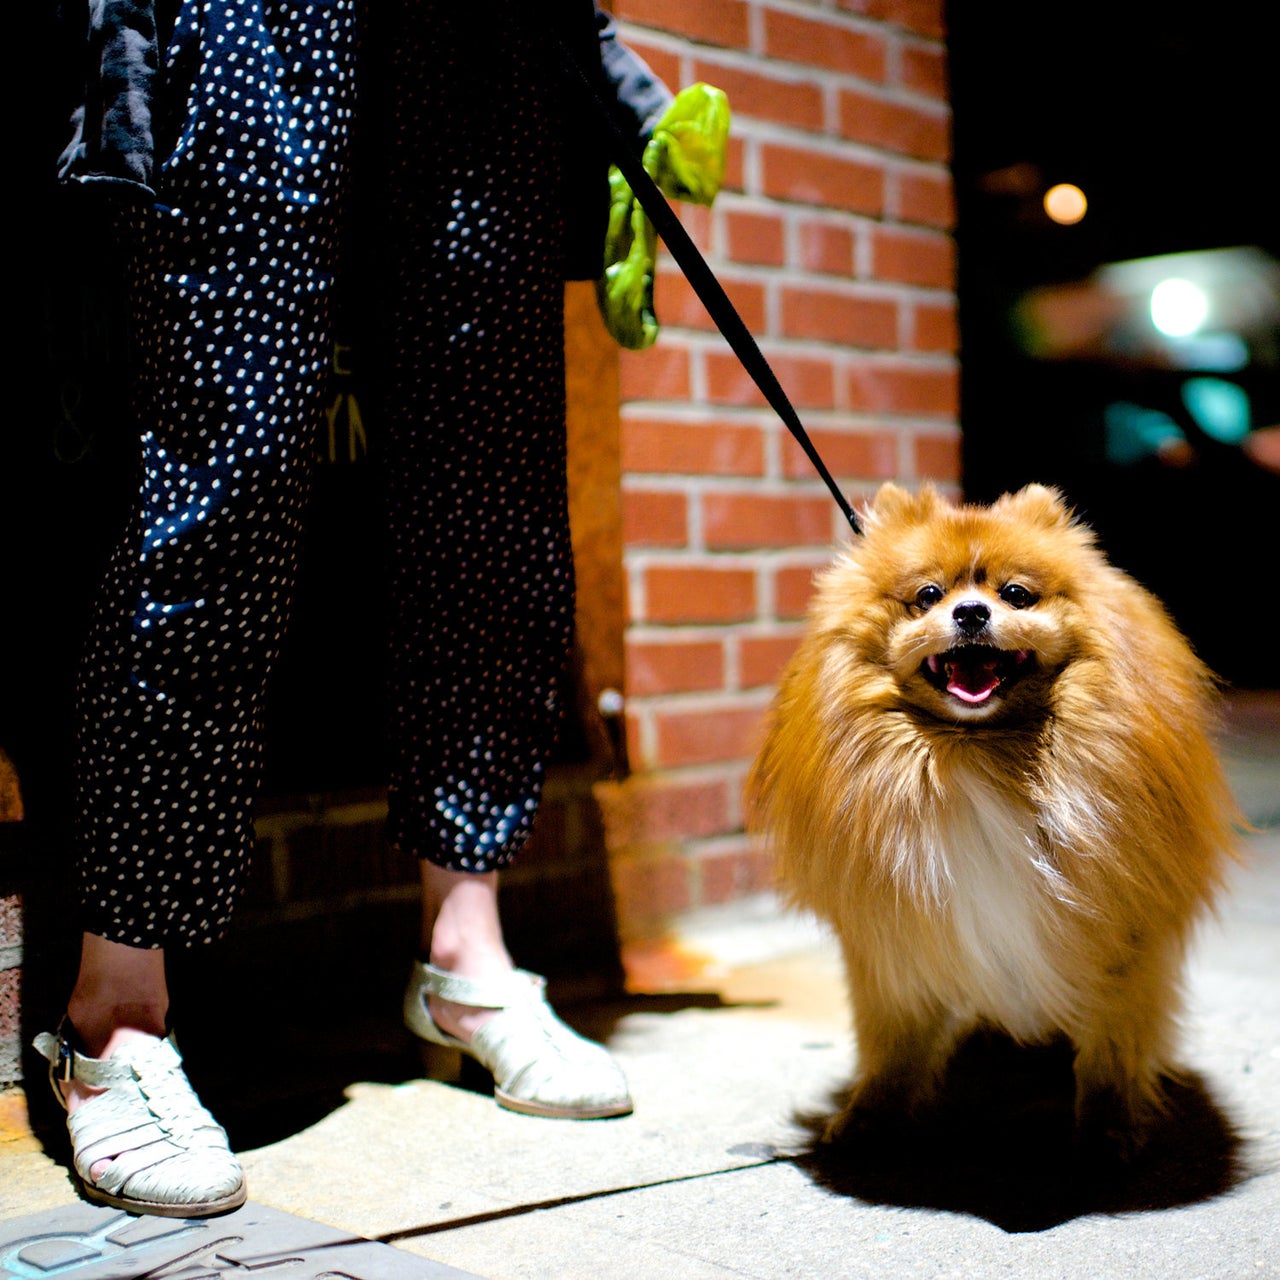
897,167,955,229
741,841,779,894
652,702,768,767
669,201,714,247
624,488,689,547
901,42,949,98
609,851,696,923
780,427,899,481
769,354,842,410
0,893,20,946
703,492,834,550
775,560,831,619
762,142,885,216
845,360,958,416
656,265,767,335
723,208,787,267
605,775,735,845
723,134,747,194
624,712,645,770
620,343,692,402
796,218,856,276
838,88,950,162
764,10,887,81
626,635,726,696
839,0,946,40
642,564,757,623
699,844,779,905
617,0,750,48
914,430,962,481
871,225,955,288
911,299,959,352
739,631,805,688
0,968,20,1075
780,284,899,349
621,416,766,477
704,349,837,410
692,59,825,132
699,849,744,906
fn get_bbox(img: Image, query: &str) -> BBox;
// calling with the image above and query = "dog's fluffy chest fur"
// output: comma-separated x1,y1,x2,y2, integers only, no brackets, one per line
921,764,1073,1038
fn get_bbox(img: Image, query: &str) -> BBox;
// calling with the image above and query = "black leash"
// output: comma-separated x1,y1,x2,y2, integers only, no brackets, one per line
561,44,863,538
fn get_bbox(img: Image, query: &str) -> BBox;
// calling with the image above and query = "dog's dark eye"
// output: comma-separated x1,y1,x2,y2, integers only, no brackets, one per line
914,584,944,609
999,582,1037,608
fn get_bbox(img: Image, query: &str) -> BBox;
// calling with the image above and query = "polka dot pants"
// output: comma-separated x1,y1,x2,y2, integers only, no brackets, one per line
380,7,575,871
74,1,577,947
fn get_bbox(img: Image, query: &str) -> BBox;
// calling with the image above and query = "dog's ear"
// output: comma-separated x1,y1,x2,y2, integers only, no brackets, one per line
993,484,1075,530
865,482,942,529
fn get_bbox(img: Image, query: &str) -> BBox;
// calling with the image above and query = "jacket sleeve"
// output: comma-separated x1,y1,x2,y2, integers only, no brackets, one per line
58,0,160,193
596,8,673,154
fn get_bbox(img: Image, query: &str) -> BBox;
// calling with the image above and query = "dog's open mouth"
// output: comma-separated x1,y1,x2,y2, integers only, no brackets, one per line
923,645,1032,705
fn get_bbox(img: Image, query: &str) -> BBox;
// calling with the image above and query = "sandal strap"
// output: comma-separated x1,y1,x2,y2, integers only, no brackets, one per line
412,960,546,1010
34,1028,182,1094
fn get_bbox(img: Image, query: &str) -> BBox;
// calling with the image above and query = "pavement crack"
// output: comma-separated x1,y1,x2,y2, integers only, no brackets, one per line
376,1155,794,1244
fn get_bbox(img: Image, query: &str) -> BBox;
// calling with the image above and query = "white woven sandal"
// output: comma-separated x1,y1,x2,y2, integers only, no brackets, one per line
33,1026,246,1218
403,960,633,1119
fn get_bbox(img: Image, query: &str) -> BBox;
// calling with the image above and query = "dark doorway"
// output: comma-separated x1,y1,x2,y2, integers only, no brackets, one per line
947,1,1279,688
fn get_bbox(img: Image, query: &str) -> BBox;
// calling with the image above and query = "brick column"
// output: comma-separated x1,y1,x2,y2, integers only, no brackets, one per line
601,0,958,979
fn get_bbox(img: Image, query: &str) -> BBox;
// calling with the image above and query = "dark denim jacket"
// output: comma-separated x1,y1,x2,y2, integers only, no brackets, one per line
58,0,161,189
56,0,671,276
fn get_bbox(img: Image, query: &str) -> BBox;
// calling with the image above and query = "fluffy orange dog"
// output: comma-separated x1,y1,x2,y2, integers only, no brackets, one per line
748,483,1240,1155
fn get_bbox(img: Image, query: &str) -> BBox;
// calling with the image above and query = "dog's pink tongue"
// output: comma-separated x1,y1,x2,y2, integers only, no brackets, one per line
946,657,1000,704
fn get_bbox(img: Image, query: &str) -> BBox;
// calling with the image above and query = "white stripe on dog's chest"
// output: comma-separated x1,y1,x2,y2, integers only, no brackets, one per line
932,769,1069,1035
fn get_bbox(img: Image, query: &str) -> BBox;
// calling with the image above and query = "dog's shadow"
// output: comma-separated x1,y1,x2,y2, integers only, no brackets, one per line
794,1030,1246,1233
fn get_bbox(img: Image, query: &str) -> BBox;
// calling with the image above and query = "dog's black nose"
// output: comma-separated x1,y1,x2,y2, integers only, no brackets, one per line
952,600,990,636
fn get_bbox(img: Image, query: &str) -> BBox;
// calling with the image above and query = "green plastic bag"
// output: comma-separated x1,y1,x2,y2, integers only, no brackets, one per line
598,83,730,350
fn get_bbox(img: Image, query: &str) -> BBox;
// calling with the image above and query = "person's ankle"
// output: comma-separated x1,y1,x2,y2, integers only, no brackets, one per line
55,1021,162,1118
63,1004,167,1059
423,942,513,979
420,946,515,1044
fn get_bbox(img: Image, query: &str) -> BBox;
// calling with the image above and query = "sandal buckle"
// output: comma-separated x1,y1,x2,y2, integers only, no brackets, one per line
56,1033,75,1083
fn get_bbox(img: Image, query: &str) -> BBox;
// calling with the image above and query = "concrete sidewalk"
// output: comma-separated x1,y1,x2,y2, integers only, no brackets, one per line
3,700,1278,1279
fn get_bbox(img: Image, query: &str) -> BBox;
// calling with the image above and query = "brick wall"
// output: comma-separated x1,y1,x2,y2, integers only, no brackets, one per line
600,0,958,967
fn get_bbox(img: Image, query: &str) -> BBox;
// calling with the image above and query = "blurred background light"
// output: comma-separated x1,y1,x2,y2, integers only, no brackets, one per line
1044,182,1088,225
1150,277,1209,336
1182,376,1252,444
1012,247,1278,369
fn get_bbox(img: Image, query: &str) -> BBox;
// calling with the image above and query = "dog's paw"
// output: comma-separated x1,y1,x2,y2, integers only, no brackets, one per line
1073,1087,1150,1167
820,1097,911,1149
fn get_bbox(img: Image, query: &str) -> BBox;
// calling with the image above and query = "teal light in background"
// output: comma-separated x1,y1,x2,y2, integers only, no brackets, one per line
1104,378,1253,465
1104,402,1184,465
1182,377,1252,445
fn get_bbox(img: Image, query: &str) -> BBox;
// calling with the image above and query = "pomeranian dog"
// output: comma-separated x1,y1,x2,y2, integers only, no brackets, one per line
748,483,1241,1156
